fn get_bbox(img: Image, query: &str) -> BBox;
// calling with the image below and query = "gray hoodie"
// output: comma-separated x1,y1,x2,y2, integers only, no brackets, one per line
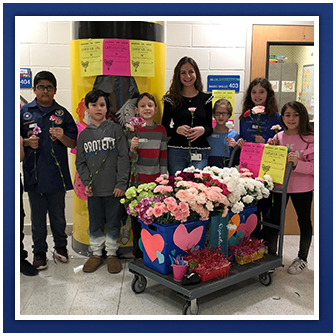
75,119,130,196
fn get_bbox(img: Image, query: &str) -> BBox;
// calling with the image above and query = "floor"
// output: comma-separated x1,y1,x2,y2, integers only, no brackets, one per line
19,234,315,316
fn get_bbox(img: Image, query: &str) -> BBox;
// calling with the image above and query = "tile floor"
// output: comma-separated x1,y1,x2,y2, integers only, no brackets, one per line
19,234,314,316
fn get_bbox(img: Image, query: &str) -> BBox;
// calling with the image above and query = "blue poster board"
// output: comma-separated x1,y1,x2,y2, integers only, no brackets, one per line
20,68,32,88
207,75,240,92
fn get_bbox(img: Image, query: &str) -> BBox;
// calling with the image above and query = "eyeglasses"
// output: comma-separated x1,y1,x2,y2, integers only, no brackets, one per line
215,112,230,117
36,85,55,92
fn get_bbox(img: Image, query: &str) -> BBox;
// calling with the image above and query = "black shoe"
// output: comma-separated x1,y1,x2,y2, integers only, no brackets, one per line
20,260,39,276
53,246,69,263
33,252,48,270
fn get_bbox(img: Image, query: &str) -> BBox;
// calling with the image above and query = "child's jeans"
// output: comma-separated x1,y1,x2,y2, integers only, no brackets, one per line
167,147,209,176
267,191,313,261
28,190,67,254
87,195,123,257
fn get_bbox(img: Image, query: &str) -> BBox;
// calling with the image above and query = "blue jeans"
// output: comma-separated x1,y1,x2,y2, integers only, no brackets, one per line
28,190,67,254
87,195,124,256
167,147,209,176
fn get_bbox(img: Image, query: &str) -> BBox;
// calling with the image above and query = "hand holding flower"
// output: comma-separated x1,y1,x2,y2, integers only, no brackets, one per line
267,138,280,146
130,136,139,153
29,134,39,149
177,125,191,137
49,126,64,140
226,138,237,148
253,135,265,143
85,185,93,197
186,126,204,142
237,138,245,147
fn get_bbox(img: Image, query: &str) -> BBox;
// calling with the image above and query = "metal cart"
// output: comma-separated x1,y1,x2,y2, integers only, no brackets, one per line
129,147,293,315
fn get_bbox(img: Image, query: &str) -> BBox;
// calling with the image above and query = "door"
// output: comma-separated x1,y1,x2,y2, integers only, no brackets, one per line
251,24,314,235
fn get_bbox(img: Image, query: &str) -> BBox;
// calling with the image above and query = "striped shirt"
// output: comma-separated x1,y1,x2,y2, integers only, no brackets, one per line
127,124,168,184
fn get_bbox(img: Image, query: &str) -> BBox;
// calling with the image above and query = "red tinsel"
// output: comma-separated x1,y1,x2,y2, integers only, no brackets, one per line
229,237,265,264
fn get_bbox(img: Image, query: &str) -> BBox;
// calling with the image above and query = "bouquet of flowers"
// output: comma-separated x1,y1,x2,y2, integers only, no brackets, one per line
120,172,230,225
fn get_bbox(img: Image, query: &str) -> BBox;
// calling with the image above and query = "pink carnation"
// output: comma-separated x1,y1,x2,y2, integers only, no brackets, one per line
252,105,265,114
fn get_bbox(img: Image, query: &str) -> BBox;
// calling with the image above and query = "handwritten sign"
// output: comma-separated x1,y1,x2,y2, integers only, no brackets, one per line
212,90,235,121
129,40,155,77
259,144,287,184
240,143,288,184
240,143,264,177
103,39,130,76
79,39,103,77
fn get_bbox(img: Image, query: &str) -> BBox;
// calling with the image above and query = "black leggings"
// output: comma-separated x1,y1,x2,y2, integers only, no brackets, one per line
267,191,313,261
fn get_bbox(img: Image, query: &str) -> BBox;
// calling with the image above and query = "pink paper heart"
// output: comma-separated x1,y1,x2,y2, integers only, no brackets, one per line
73,171,87,201
236,214,258,238
141,229,164,262
173,224,204,252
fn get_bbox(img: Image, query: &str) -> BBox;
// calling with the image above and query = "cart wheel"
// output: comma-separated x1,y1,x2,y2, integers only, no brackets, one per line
259,272,272,286
131,275,147,294
183,301,199,315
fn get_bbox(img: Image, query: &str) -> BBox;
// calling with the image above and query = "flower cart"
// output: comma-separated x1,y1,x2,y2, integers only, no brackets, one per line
127,161,293,315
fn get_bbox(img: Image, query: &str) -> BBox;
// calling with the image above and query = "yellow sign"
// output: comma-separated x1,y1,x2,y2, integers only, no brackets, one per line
212,90,235,120
129,40,155,77
79,39,103,77
258,144,288,184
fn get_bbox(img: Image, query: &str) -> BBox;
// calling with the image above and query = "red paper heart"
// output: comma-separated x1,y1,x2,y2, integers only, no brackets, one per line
173,224,204,252
141,229,164,262
236,214,258,238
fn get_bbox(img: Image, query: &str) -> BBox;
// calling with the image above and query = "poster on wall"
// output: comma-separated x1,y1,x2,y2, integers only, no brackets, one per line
102,39,131,76
79,39,103,77
129,40,155,77
281,80,296,93
269,80,279,92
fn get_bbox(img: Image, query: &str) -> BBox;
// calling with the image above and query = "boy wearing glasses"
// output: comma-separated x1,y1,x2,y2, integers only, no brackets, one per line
207,99,239,168
20,71,78,270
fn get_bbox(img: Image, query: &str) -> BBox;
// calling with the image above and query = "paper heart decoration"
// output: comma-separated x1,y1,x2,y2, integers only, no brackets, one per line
73,171,87,201
228,214,240,239
173,224,203,252
141,229,164,262
171,249,176,256
229,231,244,246
138,238,143,252
236,213,258,238
156,251,165,264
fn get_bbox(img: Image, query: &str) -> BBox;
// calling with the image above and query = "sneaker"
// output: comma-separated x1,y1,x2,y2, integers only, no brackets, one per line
288,257,308,275
20,260,39,276
33,253,48,270
107,255,122,274
120,228,130,245
53,246,69,263
83,256,103,273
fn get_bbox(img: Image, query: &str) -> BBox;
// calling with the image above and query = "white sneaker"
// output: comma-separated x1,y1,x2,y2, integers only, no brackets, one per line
288,257,308,275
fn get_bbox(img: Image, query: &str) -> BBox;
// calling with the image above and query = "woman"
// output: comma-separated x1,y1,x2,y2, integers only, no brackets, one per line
162,56,213,176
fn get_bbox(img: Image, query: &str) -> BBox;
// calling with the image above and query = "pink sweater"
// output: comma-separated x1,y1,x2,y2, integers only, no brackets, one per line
270,131,314,193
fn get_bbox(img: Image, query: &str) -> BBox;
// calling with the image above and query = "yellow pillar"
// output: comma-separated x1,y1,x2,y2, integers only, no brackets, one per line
70,21,165,254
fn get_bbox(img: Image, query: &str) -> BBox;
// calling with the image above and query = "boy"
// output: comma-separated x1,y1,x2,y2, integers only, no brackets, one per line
75,89,130,273
20,71,78,270
127,92,168,258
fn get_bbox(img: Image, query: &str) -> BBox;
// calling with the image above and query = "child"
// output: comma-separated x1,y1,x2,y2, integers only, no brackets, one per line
267,101,314,274
162,56,213,175
75,89,130,273
127,92,168,259
235,77,282,237
20,71,78,270
207,99,239,168
20,136,38,276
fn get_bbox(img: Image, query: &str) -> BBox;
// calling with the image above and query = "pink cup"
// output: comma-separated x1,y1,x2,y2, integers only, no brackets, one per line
172,261,188,282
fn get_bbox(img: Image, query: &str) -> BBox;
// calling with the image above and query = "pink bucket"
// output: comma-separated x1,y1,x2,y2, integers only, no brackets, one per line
172,261,188,282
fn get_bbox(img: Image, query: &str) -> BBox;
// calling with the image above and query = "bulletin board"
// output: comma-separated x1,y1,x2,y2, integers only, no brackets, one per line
301,64,314,121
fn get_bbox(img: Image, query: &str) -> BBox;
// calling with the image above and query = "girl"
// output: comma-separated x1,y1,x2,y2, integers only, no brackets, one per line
207,99,239,168
267,101,314,274
127,92,168,259
161,56,213,176
234,78,282,237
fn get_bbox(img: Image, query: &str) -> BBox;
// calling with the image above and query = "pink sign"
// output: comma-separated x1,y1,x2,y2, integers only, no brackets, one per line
103,39,131,76
239,142,264,177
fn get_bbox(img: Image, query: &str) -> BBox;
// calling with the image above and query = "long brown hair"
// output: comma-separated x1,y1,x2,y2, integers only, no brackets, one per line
281,101,314,142
163,56,203,110
239,77,278,120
